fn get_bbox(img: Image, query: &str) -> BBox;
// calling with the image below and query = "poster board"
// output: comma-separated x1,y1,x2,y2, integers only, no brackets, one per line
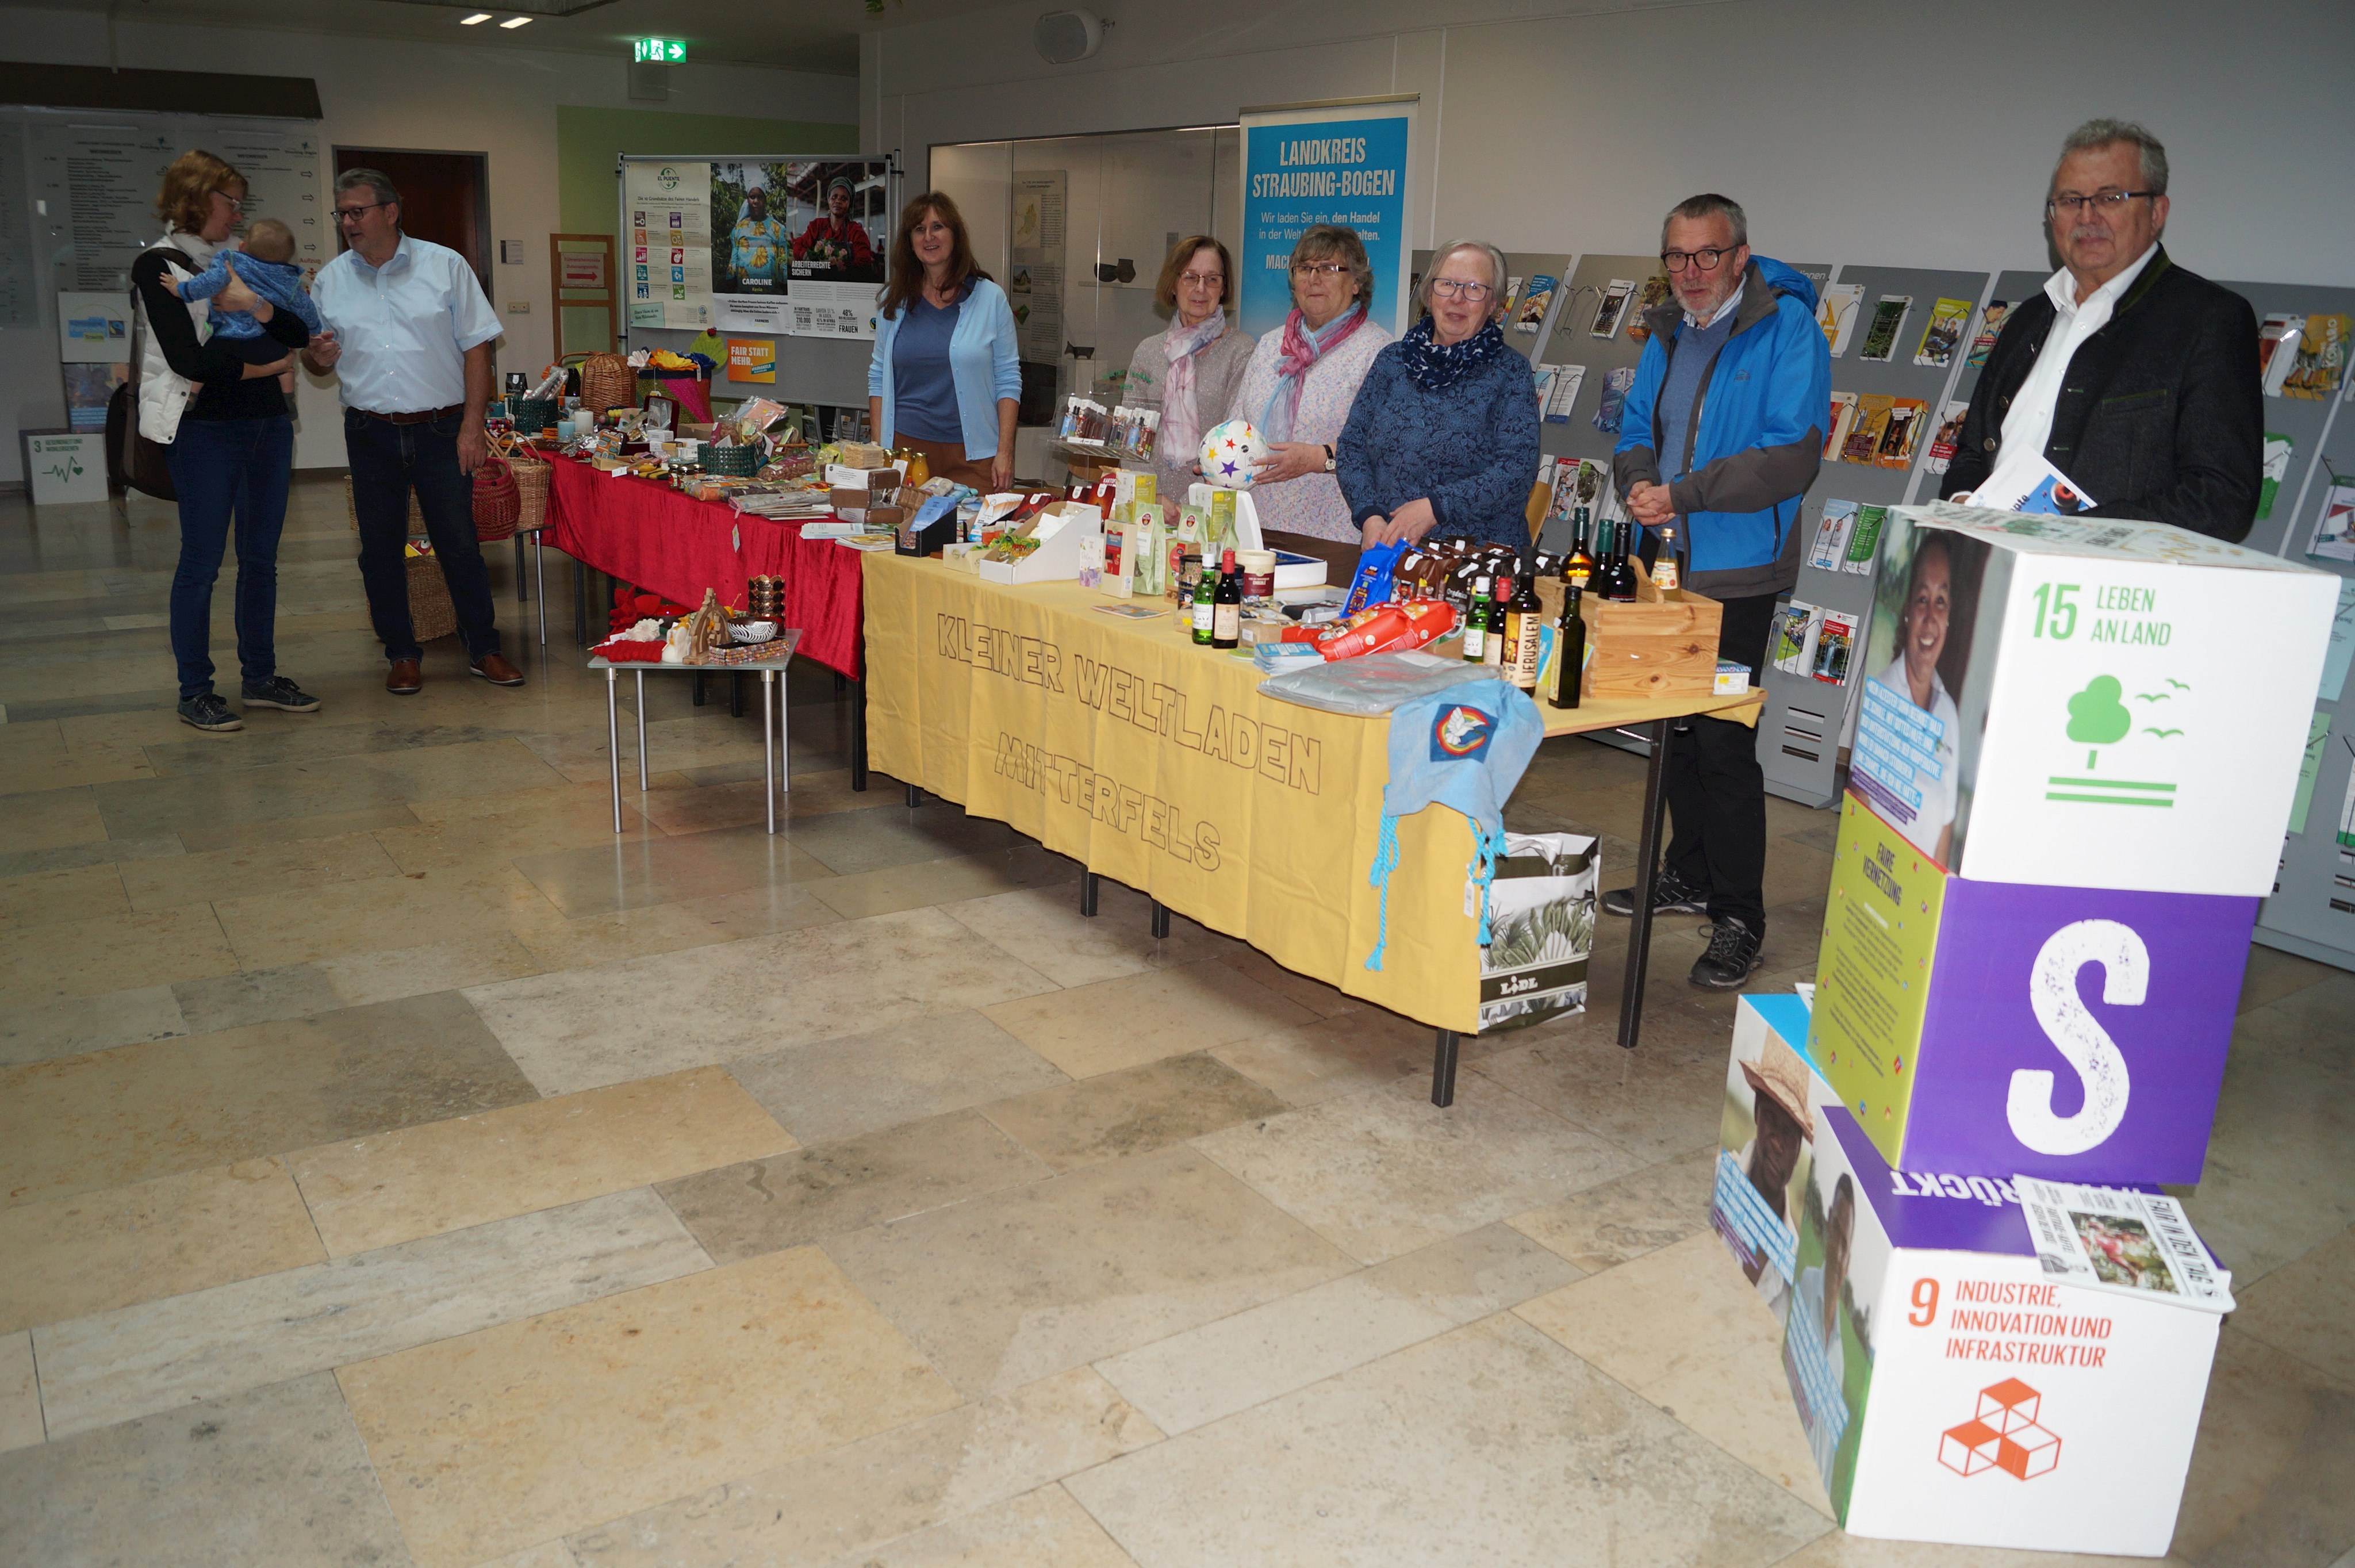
1236,97,1417,341
617,152,894,342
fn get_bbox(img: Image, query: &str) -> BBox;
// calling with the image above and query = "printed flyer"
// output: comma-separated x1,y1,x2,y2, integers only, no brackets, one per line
1859,295,1912,363
1913,297,1973,368
1514,274,1557,333
1817,282,1863,357
1965,301,2009,367
1591,279,1636,339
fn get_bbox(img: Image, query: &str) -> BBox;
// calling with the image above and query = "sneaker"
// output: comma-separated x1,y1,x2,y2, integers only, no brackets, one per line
177,693,243,732
1690,918,1765,990
240,676,321,712
1601,864,1711,918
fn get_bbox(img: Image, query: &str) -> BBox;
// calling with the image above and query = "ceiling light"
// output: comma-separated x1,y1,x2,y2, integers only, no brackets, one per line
458,10,492,19
498,14,532,25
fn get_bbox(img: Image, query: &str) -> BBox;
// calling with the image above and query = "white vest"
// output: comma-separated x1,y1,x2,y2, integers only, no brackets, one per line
134,231,222,444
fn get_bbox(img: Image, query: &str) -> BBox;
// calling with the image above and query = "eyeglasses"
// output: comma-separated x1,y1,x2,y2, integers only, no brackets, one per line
1176,271,1224,289
213,194,245,212
333,203,389,224
2046,190,2157,217
1291,261,1349,277
1429,278,1495,302
1660,247,1733,273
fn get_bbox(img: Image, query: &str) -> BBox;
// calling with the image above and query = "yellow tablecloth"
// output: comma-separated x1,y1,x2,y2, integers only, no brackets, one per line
860,554,1762,1033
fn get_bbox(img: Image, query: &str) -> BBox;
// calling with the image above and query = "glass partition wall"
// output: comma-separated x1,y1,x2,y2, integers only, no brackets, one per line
932,126,1241,480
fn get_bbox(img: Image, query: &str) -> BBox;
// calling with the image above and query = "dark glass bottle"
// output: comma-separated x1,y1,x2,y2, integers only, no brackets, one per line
1566,505,1594,591
1462,574,1493,663
1211,547,1242,649
1549,583,1586,709
1504,563,1544,691
1598,519,1639,603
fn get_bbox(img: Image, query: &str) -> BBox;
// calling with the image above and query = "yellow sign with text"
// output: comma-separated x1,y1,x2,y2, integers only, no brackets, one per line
726,338,776,383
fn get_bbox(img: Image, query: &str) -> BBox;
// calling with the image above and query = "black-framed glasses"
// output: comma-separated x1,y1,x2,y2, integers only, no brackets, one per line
2046,190,2157,217
1429,278,1495,302
1660,247,1732,273
333,203,389,224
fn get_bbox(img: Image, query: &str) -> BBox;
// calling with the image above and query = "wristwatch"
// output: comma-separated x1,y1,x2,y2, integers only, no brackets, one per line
1322,444,1337,473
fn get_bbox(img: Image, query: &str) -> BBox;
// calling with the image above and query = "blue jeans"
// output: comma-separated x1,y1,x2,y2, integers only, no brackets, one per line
165,415,292,700
345,408,501,662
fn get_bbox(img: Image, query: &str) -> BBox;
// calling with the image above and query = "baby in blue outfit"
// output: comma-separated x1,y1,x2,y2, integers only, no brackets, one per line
162,218,322,393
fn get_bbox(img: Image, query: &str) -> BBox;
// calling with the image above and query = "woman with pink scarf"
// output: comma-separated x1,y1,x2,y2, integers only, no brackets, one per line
1123,236,1253,502
1224,225,1392,541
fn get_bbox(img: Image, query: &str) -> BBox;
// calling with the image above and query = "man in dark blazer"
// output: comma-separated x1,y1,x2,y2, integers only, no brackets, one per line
1941,119,2260,542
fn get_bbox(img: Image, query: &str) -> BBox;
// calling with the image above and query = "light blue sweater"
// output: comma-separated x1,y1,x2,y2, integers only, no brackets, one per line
868,277,1022,458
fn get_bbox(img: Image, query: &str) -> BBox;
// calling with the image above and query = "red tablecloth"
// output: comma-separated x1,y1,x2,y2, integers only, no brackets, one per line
542,455,862,677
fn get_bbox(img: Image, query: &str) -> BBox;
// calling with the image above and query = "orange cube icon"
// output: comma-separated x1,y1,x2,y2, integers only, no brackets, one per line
1939,1380,2061,1480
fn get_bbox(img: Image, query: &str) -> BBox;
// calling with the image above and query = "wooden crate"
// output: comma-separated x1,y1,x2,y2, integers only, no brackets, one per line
1537,558,1722,701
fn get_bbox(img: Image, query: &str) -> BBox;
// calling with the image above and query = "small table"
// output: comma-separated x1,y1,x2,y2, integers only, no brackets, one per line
590,629,803,836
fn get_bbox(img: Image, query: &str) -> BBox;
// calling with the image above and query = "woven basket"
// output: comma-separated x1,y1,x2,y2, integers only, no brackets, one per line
344,475,427,535
510,452,551,532
405,551,459,642
572,352,636,413
473,454,520,543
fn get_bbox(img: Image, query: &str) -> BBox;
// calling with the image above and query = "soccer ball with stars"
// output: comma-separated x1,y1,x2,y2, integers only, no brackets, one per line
1198,419,1268,490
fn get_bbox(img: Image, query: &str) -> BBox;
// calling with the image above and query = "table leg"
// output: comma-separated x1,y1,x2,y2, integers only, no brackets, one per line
762,669,776,835
574,557,588,649
635,670,649,793
1149,900,1171,938
1080,872,1100,918
850,677,868,791
692,672,705,708
605,668,622,835
905,784,921,808
534,536,546,647
777,664,791,796
1430,1030,1460,1107
1616,718,1675,1052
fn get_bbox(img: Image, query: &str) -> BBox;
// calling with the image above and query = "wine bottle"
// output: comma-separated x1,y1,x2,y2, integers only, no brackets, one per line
1566,505,1594,591
1482,577,1508,666
1462,574,1492,663
1191,555,1216,645
1211,547,1242,649
1549,582,1586,709
1598,519,1638,603
1505,564,1544,691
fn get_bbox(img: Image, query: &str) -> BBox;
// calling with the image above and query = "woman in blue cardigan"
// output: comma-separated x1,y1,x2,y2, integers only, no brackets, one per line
1337,238,1540,551
867,191,1022,492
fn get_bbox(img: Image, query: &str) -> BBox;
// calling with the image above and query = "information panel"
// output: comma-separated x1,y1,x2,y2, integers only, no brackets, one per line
1237,98,1416,341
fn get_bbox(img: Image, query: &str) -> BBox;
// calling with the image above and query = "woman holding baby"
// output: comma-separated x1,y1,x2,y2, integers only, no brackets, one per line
132,149,319,733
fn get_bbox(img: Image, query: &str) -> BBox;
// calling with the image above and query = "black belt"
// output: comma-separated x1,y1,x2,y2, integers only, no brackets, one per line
355,404,465,425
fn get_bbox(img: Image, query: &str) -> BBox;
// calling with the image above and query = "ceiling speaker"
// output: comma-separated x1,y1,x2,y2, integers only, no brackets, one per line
1034,11,1103,65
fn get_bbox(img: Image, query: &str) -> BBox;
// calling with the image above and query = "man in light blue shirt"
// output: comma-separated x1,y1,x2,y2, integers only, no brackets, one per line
305,167,521,693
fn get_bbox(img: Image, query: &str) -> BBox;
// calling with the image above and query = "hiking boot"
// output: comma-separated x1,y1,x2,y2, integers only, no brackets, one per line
177,693,243,733
1601,864,1711,918
240,676,321,712
1690,918,1766,990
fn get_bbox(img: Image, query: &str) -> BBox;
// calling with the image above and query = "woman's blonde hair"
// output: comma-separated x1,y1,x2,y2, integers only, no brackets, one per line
1153,236,1233,310
155,150,244,235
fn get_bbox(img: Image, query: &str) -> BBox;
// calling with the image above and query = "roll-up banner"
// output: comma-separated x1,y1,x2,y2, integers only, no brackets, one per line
1238,97,1418,341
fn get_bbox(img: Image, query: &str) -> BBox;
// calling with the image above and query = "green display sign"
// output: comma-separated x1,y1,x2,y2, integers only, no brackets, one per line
633,37,686,62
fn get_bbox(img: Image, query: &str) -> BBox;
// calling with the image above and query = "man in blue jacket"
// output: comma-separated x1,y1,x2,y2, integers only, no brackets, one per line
1607,194,1829,988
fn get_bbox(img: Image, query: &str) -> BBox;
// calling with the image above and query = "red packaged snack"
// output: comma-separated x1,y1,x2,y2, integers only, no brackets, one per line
1315,599,1457,661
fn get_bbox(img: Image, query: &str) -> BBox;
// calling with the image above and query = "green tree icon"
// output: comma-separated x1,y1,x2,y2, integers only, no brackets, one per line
2066,675,2132,768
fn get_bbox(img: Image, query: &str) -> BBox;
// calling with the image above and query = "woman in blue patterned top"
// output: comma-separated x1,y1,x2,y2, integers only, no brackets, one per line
1336,239,1540,550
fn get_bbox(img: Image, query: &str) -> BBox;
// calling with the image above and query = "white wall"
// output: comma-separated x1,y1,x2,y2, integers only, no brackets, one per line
0,6,856,478
864,0,2355,290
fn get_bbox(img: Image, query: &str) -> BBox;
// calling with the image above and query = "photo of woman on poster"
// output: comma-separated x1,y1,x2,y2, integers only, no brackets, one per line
711,162,791,297
1855,523,1988,867
785,163,885,284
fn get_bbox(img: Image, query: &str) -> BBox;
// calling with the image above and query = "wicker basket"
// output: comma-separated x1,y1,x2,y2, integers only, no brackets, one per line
510,452,551,533
571,352,636,413
405,551,459,641
473,454,520,543
343,475,426,535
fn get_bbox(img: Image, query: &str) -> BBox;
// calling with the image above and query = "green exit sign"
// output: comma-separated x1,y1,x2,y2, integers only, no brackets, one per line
633,37,685,62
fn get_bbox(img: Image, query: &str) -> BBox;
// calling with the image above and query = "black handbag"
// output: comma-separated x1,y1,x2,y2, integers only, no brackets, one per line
109,249,191,501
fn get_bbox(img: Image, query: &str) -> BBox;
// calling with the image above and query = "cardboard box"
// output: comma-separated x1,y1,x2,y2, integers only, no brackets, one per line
1782,1096,2222,1557
1811,792,2253,1183
975,501,1103,586
21,430,105,504
1712,992,1827,1326
1851,503,2336,897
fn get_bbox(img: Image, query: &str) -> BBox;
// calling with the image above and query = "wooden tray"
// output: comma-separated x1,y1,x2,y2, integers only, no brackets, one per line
1540,558,1722,701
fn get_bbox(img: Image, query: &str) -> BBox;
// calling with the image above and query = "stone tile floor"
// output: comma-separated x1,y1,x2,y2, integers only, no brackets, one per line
0,476,2348,1567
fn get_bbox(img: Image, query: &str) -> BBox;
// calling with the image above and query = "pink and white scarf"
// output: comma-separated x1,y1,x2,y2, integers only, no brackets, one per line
1156,308,1226,463
1260,305,1368,443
